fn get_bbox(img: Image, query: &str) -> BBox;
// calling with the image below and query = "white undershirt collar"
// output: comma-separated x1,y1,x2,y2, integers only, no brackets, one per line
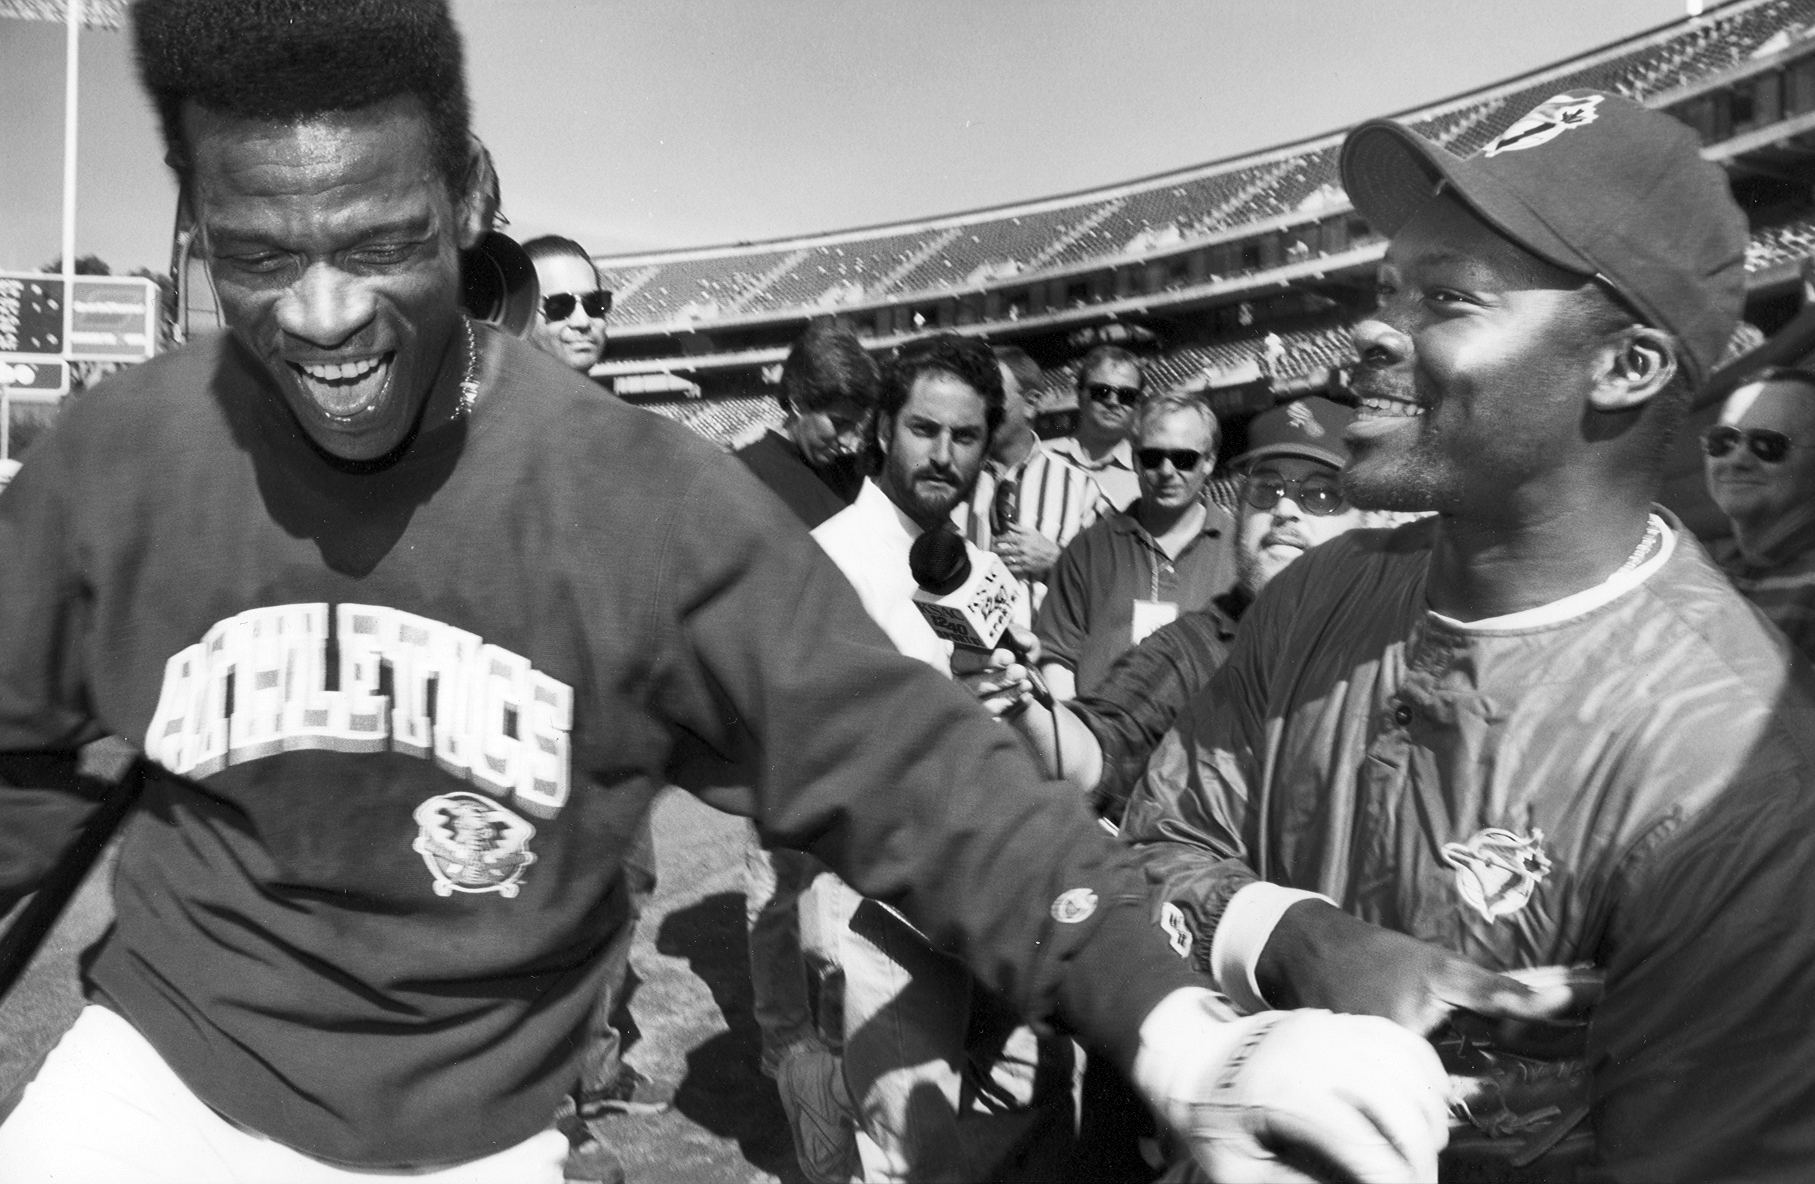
1429,514,1676,633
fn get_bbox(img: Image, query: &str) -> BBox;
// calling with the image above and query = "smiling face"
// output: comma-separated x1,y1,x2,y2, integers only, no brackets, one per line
1343,193,1605,516
877,370,990,530
529,253,608,373
188,95,480,462
1705,377,1815,534
1235,456,1370,596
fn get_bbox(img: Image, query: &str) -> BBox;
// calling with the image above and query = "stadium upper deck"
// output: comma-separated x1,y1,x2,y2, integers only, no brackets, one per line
597,0,1815,352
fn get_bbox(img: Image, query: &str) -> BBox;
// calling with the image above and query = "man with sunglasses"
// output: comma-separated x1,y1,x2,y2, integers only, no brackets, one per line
1704,367,1815,660
524,235,612,377
975,397,1373,824
1034,391,1237,700
1120,92,1815,1178
1046,345,1147,512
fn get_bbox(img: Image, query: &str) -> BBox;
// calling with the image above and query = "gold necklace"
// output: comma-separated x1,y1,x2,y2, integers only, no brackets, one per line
1610,515,1663,580
456,317,480,418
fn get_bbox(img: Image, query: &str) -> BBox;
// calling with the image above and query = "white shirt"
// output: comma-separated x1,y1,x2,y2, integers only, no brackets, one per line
812,479,953,675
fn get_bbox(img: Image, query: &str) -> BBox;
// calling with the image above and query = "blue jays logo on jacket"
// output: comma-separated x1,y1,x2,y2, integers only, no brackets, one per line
1441,828,1552,922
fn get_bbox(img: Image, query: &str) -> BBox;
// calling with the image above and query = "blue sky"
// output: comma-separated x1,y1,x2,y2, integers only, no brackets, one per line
0,0,1689,274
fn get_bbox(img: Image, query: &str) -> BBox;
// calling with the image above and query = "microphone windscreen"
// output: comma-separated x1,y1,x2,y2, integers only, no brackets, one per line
909,528,970,595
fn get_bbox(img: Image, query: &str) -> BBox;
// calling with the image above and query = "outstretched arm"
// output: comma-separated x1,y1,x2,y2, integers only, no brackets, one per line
653,451,1450,1180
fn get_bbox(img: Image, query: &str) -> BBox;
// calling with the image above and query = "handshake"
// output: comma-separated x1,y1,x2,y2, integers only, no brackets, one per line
1135,903,1601,1182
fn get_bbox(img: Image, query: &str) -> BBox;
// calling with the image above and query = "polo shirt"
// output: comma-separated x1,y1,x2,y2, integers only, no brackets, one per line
734,428,859,530
1069,590,1245,823
1714,510,1815,663
1044,436,1141,512
1034,499,1238,696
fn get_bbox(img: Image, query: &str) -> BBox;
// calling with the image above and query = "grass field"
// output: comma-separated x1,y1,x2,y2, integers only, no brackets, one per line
0,788,803,1184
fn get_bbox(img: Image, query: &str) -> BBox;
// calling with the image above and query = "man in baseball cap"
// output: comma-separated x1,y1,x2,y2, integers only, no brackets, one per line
1122,91,1815,1177
1228,395,1376,613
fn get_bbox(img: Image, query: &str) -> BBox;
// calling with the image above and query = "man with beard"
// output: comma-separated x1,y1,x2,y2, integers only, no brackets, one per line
1120,91,1815,1178
977,397,1373,823
736,320,877,528
1035,392,1237,700
0,2,1459,1181
1704,366,1815,661
524,235,611,378
808,334,1079,1181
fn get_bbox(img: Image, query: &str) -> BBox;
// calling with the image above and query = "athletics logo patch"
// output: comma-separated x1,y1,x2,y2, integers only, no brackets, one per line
1441,828,1551,922
1481,94,1604,158
1050,888,1098,923
412,791,537,898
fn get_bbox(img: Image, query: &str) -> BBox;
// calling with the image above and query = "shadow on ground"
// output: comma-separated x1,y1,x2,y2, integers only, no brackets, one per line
657,891,802,1183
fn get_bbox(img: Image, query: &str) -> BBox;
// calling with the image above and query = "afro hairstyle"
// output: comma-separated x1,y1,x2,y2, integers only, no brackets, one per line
134,0,472,196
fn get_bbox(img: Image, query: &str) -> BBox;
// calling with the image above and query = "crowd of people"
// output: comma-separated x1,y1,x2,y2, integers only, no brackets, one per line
6,3,1815,1184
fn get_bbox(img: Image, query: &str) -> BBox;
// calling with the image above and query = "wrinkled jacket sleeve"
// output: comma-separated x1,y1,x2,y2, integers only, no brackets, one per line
1118,563,1307,975
1070,610,1233,823
1588,742,1815,1182
0,430,112,915
649,453,1207,1071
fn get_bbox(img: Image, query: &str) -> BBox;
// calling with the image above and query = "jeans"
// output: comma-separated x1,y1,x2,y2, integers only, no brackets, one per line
577,817,657,1095
745,830,828,1075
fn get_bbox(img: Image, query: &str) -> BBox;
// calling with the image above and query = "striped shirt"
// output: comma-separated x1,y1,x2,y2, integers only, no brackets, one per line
952,441,1109,626
1043,436,1141,512
1714,515,1815,663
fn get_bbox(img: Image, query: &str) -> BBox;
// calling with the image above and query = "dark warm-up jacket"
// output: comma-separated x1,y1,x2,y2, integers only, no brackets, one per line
0,329,1201,1169
1122,517,1815,1182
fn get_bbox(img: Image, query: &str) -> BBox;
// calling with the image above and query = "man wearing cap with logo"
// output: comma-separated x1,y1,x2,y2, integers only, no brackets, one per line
977,396,1374,824
1704,366,1815,662
1121,91,1815,1178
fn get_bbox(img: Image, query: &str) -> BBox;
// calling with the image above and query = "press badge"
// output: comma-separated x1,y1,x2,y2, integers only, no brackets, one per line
1131,599,1179,644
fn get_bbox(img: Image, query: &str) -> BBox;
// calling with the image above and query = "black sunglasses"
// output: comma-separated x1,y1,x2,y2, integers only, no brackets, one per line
1085,382,1143,409
541,290,612,321
1701,424,1815,464
1136,447,1206,471
1245,473,1347,516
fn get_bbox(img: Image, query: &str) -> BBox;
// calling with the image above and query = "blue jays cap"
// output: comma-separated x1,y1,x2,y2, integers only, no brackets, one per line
1340,91,1749,387
1236,396,1354,470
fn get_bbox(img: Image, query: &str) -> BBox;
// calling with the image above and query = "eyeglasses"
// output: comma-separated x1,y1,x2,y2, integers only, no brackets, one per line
1084,382,1143,409
541,290,612,321
1136,447,1206,471
1701,425,1815,464
1244,473,1346,516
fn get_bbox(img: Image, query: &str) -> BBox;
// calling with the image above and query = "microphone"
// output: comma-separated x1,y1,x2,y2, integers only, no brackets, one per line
908,528,1054,710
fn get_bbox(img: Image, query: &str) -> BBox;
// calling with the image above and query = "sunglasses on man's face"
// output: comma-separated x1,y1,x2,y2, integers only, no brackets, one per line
1244,472,1347,516
1701,424,1815,464
1136,447,1206,472
1085,382,1143,409
541,290,612,321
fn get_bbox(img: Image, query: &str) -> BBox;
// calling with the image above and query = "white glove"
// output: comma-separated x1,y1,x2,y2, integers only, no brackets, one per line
1133,988,1449,1183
